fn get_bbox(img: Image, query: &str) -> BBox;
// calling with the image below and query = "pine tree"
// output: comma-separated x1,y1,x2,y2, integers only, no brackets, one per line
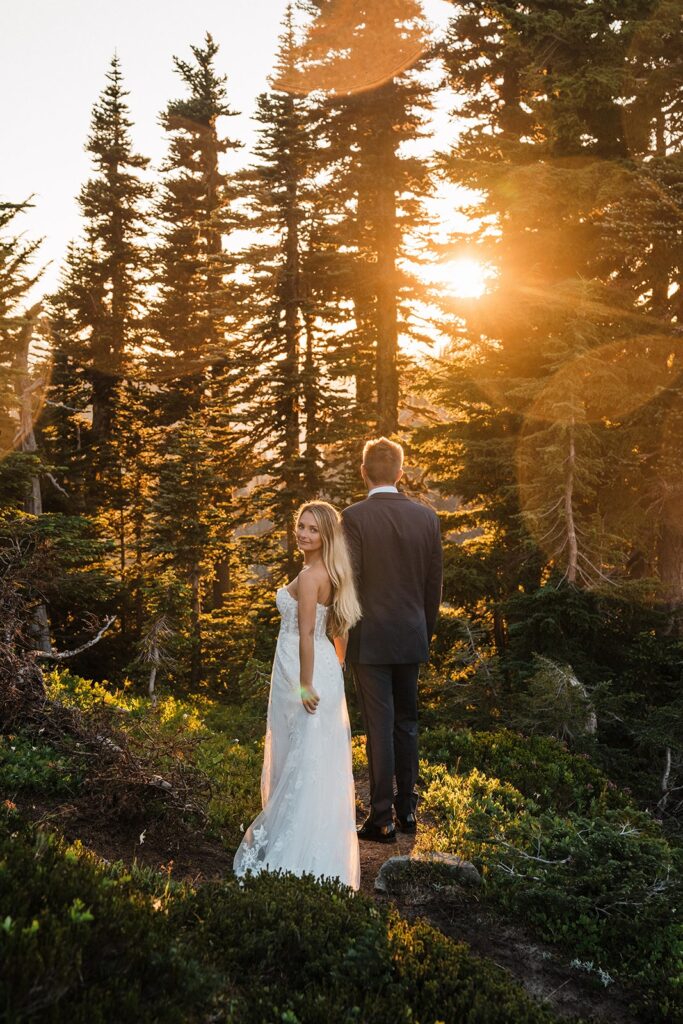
148,33,249,627
280,0,436,438
0,201,42,455
148,410,233,686
48,54,151,469
0,203,117,666
233,5,345,574
150,33,243,421
0,200,50,649
43,56,153,652
423,0,683,608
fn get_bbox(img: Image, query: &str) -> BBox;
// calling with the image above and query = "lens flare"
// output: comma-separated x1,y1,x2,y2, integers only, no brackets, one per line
273,0,430,97
522,334,682,425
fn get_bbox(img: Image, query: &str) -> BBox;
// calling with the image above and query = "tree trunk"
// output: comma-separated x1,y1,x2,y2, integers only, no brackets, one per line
351,289,376,416
15,305,52,654
563,417,578,584
118,461,128,640
374,116,399,436
212,556,231,608
133,463,145,637
190,564,202,686
657,506,683,636
283,104,302,576
302,310,320,494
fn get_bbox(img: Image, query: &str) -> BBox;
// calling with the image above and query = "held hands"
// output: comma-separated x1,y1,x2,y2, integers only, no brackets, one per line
300,683,320,715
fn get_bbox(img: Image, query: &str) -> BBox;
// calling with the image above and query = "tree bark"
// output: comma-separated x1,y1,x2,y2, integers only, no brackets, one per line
190,564,202,686
283,95,303,576
563,417,578,584
15,305,52,653
373,112,399,436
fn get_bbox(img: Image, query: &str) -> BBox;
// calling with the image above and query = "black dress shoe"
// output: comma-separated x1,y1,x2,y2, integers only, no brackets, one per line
357,819,397,844
396,813,417,834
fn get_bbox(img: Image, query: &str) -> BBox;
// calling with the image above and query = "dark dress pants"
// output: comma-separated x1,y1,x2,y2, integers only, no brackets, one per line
351,662,420,827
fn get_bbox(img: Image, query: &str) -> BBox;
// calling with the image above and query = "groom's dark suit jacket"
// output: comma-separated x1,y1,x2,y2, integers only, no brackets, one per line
341,492,443,664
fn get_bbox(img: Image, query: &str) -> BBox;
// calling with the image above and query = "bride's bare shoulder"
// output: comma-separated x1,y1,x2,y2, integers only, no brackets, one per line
298,565,332,604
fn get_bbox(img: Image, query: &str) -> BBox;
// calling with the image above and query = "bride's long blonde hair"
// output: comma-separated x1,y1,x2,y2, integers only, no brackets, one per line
294,500,361,638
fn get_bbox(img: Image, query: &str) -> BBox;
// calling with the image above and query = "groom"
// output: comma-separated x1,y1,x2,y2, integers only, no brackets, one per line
341,437,443,843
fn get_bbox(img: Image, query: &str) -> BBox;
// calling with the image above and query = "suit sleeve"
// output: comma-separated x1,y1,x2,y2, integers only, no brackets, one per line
341,509,362,586
424,515,443,643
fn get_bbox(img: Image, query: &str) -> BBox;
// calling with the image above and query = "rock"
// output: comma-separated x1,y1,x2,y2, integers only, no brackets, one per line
374,851,481,893
148,775,173,791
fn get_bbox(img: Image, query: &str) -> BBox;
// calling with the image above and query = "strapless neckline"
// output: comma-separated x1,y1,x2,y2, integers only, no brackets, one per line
278,585,332,610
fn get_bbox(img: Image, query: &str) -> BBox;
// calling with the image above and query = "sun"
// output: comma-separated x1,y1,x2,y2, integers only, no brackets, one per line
423,257,491,299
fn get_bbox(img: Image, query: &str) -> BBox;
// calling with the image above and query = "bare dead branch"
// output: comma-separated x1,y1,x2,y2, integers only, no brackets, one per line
33,616,116,660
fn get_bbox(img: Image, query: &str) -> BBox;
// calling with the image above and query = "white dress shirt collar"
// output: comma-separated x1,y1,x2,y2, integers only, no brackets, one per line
368,484,399,496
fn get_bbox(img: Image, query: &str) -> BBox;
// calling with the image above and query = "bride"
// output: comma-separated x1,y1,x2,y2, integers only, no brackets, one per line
233,500,362,890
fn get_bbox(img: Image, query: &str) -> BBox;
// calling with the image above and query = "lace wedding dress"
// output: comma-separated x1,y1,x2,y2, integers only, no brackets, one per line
233,586,360,890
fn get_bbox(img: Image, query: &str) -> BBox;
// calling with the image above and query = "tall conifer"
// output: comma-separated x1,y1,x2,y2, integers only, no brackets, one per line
419,0,683,614
236,6,343,573
151,33,242,421
49,55,151,469
283,0,435,437
45,56,152,647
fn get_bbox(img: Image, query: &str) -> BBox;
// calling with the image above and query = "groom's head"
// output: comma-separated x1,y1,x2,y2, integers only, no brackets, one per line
361,437,404,490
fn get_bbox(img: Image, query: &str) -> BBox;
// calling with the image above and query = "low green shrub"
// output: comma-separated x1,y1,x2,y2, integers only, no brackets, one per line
0,807,204,1023
0,732,84,796
420,726,629,815
1,805,563,1024
416,763,683,1022
175,869,560,1024
197,736,263,846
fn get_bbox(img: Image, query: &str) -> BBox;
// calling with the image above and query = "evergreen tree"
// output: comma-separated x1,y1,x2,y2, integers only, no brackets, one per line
0,202,116,668
148,33,248,629
0,201,42,458
148,410,233,686
421,0,683,609
281,0,436,438
150,33,243,421
48,54,151,474
43,56,152,651
234,5,343,574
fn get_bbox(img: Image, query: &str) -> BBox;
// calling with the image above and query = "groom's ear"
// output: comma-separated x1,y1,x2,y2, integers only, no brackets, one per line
396,469,404,483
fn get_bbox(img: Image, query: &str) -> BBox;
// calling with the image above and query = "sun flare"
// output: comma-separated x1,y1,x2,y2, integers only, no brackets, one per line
425,257,491,299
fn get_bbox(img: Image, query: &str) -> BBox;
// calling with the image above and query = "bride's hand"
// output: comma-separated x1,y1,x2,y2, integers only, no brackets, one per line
300,684,320,714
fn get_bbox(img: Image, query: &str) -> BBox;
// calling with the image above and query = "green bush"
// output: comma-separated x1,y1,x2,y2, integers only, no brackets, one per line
420,726,629,815
0,732,85,796
176,870,560,1024
416,763,683,1022
0,808,204,1023
0,805,563,1024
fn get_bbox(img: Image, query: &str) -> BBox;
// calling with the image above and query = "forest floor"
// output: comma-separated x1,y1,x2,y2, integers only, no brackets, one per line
18,763,640,1024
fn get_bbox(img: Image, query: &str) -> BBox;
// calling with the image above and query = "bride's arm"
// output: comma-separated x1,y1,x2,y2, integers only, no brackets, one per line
333,632,348,669
297,572,320,714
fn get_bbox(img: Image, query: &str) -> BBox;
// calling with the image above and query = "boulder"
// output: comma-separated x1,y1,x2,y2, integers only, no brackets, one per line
374,851,481,894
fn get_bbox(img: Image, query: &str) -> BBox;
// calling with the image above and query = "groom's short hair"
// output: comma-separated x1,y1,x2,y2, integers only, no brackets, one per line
362,437,404,485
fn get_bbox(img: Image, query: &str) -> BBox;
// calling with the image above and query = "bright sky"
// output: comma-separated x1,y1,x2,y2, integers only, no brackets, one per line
1,0,455,296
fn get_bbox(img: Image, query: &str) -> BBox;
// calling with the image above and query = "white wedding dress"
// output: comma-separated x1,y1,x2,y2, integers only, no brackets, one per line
233,586,360,890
